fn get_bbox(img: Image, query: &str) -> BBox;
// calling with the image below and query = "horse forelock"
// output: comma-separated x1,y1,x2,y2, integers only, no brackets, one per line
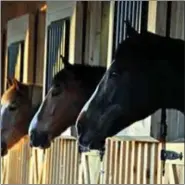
52,64,106,88
114,32,184,74
1,85,18,104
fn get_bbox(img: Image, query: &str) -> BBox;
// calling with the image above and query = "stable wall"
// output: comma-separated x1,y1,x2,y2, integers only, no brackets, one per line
150,1,184,142
1,1,46,93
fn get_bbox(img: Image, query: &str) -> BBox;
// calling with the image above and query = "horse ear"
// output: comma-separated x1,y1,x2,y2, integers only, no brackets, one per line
60,55,70,68
125,21,139,38
7,77,13,87
12,78,21,90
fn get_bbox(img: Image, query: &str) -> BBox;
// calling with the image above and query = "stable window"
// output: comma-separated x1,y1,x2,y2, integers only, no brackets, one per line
112,1,148,57
7,40,24,83
46,18,70,93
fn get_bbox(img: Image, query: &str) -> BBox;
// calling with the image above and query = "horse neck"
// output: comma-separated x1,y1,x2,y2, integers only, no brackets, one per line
158,63,184,113
28,84,43,117
82,67,106,94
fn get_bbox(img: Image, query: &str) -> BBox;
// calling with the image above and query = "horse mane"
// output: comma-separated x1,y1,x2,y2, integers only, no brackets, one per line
115,31,184,73
27,84,42,108
52,63,106,88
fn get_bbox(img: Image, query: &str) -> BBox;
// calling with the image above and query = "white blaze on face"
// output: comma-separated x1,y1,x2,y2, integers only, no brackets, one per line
1,103,13,142
77,60,115,114
0,104,8,117
75,83,100,134
28,91,51,135
0,103,10,128
75,60,115,129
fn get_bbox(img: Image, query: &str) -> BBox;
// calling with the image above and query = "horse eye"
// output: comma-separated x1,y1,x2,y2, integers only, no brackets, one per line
110,71,119,78
9,102,17,111
51,87,61,97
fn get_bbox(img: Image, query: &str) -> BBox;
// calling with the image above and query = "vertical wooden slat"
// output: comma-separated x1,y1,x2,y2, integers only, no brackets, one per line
74,140,78,184
142,143,148,184
124,141,129,184
136,142,142,184
108,139,114,184
130,141,135,184
56,139,60,183
149,143,155,184
81,152,90,184
70,139,74,183
66,139,71,183
156,142,162,184
103,139,110,184
57,139,61,184
63,139,67,183
118,141,125,184
60,139,65,184
113,140,119,183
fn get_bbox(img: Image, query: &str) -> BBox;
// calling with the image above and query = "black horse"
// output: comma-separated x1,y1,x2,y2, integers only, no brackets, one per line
76,26,184,151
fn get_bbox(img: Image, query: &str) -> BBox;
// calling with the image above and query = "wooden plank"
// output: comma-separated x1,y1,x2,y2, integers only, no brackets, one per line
156,143,162,184
149,143,155,184
103,139,110,184
113,140,119,183
82,153,90,184
66,140,70,183
100,2,110,67
109,139,114,183
118,141,124,184
168,164,176,184
147,0,157,33
106,1,115,68
136,142,142,183
60,139,65,184
130,141,135,184
87,150,101,183
74,140,79,184
124,141,129,183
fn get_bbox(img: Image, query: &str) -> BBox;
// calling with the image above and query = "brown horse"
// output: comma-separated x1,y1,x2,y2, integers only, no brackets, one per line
1,78,42,156
28,56,106,149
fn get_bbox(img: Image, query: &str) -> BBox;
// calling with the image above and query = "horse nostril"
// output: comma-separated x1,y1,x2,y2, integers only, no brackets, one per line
77,124,81,134
29,129,50,148
30,130,36,141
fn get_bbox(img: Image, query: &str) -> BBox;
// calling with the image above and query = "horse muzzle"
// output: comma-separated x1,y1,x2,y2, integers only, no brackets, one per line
1,141,8,157
29,129,51,149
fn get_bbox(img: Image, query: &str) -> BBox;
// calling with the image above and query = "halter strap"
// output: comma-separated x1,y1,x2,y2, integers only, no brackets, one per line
160,107,167,176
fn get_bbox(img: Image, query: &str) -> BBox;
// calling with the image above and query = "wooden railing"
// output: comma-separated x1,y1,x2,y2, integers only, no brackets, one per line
1,137,184,184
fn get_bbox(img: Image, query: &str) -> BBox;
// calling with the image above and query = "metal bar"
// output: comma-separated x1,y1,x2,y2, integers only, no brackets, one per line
52,23,57,78
115,1,120,50
123,1,127,40
7,43,19,78
48,25,53,92
20,41,24,82
133,1,137,30
130,1,133,27
54,23,59,77
138,1,142,33
121,1,125,41
119,1,124,44
46,25,51,93
132,1,136,28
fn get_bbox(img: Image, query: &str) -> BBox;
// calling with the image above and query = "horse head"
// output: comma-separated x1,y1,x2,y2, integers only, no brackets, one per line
76,26,184,151
1,78,42,156
28,55,106,149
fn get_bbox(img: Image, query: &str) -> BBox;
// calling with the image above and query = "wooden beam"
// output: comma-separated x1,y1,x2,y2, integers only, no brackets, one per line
106,1,115,68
